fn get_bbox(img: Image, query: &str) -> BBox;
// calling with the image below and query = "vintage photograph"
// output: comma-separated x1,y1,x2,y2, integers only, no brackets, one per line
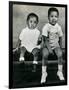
9,1,67,88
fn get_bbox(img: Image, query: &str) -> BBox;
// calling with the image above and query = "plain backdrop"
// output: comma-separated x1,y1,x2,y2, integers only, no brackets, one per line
0,0,69,90
13,4,65,48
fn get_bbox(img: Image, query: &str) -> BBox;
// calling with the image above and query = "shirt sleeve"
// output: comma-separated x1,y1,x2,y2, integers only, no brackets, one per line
38,30,40,36
37,30,40,40
42,24,48,37
38,31,41,40
58,26,63,37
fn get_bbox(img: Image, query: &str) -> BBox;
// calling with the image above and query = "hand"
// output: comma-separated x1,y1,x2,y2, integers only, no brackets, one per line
49,49,54,55
13,47,19,53
15,47,19,51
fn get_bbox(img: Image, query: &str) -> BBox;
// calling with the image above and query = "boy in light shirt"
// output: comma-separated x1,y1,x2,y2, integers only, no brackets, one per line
15,13,41,70
41,7,65,84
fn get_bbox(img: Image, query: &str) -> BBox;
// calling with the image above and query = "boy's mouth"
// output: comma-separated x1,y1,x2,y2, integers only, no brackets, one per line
52,20,56,24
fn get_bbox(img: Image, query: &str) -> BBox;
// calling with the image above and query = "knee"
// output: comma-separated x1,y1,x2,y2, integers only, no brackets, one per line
57,51,62,58
20,47,26,53
42,48,49,58
32,48,39,56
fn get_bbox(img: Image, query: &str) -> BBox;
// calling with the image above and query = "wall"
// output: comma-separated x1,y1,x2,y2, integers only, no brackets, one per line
13,4,65,48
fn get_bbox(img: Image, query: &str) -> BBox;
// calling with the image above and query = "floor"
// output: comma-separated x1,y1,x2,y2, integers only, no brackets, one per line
11,50,66,88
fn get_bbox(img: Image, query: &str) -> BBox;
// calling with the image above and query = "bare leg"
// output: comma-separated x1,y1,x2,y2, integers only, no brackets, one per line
32,48,40,64
19,47,26,61
54,47,64,80
31,48,40,72
41,48,49,84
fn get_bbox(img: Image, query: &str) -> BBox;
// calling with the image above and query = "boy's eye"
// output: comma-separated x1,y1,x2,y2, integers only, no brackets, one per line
51,15,57,18
51,15,53,17
55,16,58,18
30,20,37,23
30,21,33,23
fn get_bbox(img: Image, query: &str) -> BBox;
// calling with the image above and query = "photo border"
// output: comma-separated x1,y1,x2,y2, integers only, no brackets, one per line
9,1,67,89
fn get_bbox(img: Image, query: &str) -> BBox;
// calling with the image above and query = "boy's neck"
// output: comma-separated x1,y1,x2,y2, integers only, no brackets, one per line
49,22,57,26
27,27,36,30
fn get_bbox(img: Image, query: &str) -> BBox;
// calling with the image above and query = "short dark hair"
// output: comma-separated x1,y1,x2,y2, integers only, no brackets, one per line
48,7,59,17
27,13,39,23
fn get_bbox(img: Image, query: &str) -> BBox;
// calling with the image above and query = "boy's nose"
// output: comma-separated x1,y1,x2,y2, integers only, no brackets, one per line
53,17,55,19
32,23,35,26
52,18,56,21
31,22,34,25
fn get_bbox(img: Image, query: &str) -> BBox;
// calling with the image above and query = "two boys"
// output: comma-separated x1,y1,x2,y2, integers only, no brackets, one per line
15,7,65,84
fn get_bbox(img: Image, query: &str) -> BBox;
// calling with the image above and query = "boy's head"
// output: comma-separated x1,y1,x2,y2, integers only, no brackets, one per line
27,13,39,29
48,7,59,25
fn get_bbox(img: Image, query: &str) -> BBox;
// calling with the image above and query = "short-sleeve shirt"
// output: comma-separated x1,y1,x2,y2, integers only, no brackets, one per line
19,27,40,52
42,23,63,49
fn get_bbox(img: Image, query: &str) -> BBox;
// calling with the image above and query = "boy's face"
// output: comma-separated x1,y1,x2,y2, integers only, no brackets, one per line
27,17,38,29
48,11,58,25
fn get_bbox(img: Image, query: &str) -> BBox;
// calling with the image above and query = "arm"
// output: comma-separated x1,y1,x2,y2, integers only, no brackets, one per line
42,35,53,54
42,24,53,54
13,29,24,52
58,26,63,49
16,29,23,49
37,34,42,45
16,39,21,49
59,37,63,49
13,39,21,53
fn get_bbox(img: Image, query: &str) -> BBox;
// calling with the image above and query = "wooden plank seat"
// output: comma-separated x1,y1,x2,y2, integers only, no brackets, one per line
13,48,65,65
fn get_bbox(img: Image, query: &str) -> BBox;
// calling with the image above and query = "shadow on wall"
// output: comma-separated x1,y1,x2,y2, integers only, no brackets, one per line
13,5,65,48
